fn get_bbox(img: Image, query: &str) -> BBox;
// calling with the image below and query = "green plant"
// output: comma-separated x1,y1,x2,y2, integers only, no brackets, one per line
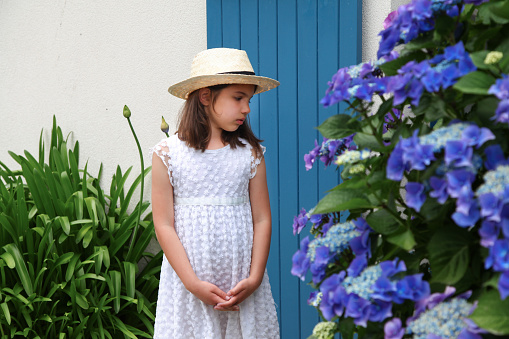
0,117,162,338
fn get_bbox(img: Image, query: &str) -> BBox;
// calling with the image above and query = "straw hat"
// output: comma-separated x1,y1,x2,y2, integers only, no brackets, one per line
168,48,280,99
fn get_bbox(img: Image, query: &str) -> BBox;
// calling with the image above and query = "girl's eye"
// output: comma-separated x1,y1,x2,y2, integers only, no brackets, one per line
235,97,242,101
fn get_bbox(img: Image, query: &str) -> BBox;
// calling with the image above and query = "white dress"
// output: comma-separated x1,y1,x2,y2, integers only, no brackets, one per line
150,135,280,339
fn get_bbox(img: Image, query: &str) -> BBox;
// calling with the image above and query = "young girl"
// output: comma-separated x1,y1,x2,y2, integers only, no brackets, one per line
150,48,280,338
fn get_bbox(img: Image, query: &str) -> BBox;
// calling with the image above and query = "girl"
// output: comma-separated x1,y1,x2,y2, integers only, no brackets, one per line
150,48,280,338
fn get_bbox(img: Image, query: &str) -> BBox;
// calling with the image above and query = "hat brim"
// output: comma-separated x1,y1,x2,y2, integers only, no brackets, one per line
168,74,280,99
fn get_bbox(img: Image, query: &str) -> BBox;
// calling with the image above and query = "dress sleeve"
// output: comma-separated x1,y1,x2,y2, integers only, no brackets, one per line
149,139,173,185
249,145,266,179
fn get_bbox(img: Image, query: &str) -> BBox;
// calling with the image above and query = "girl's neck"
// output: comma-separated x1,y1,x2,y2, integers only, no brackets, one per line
207,127,227,150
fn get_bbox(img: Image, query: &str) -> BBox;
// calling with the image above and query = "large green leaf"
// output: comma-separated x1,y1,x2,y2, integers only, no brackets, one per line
428,227,471,285
470,290,509,335
366,209,400,235
317,114,360,139
386,227,416,251
313,189,373,214
453,71,496,95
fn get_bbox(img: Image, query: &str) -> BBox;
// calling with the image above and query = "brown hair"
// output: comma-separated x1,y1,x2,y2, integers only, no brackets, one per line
176,84,263,156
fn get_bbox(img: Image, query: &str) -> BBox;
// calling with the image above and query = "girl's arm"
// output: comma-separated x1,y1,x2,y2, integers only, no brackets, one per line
152,155,233,308
214,157,271,310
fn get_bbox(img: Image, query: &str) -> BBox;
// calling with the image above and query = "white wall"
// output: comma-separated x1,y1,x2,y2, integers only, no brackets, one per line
0,0,207,193
0,0,394,203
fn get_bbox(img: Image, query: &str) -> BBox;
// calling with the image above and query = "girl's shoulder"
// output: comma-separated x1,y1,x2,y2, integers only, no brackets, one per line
150,134,183,157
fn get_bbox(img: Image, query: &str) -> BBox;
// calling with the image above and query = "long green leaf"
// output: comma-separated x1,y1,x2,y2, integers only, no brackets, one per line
108,166,132,217
123,262,136,299
3,244,33,295
1,302,11,325
33,168,56,218
108,271,121,314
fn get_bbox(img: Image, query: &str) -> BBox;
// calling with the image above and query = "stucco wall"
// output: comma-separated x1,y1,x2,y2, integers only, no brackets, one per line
0,1,207,191
0,0,394,203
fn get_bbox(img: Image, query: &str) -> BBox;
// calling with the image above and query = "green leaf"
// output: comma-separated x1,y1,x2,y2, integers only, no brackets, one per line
353,133,383,151
453,71,496,95
428,227,471,285
109,271,121,314
3,244,33,295
123,262,137,299
1,302,11,325
317,114,360,139
313,190,372,214
470,290,509,335
386,227,416,251
0,252,15,269
365,209,400,235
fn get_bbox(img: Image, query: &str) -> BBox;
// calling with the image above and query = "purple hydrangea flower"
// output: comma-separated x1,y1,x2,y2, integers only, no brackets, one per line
383,42,476,106
485,239,509,272
310,246,334,284
304,136,356,171
291,237,311,280
488,75,509,126
499,271,509,300
484,144,507,171
445,140,473,167
319,258,430,326
386,145,406,181
304,141,321,171
479,220,500,248
292,208,309,235
429,176,448,204
462,125,495,149
406,182,426,212
406,287,483,339
384,318,404,339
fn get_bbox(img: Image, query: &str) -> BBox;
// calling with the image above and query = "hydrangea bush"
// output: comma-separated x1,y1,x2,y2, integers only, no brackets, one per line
292,0,509,338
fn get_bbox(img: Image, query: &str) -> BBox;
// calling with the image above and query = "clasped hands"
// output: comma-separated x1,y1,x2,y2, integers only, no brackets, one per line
188,277,260,312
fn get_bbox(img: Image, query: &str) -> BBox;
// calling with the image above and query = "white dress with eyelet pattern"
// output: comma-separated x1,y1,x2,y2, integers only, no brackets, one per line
150,135,279,339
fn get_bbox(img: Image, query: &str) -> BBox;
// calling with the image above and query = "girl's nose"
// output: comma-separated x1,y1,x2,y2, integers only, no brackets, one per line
242,102,251,114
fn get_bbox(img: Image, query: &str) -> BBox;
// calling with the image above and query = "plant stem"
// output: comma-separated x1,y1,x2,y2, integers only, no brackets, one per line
126,117,144,261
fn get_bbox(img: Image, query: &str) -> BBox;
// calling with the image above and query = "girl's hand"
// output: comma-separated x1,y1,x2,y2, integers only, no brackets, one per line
187,280,231,307
213,277,260,311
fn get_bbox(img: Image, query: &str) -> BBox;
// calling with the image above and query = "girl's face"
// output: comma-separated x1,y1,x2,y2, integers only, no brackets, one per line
204,84,255,133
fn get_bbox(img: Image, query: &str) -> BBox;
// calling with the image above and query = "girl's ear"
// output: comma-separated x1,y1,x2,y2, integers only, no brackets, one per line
198,88,211,106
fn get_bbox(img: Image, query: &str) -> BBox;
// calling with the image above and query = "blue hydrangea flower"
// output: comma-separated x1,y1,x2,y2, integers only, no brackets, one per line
406,182,427,212
292,208,309,235
291,237,311,281
479,220,500,248
307,220,360,261
308,291,323,307
304,140,321,171
429,176,448,204
304,136,356,171
321,53,398,107
485,239,509,273
384,317,404,339
319,258,430,327
291,218,372,284
488,75,509,126
405,287,483,339
484,144,508,171
499,271,509,300
378,0,435,59
387,123,490,182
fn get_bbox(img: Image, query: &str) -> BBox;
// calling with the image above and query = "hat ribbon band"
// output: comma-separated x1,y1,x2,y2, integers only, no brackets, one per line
217,71,256,76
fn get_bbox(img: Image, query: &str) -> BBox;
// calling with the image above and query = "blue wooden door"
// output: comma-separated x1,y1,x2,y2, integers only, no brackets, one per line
207,1,362,337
